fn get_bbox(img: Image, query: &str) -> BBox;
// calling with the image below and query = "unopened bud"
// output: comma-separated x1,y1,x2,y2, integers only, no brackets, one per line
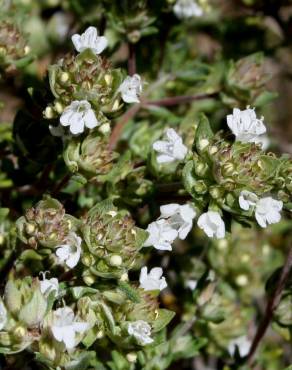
235,274,248,287
25,223,35,234
222,162,235,176
104,74,113,86
126,353,137,363
44,106,54,119
209,145,218,155
24,45,30,55
99,122,111,135
96,330,104,339
109,255,122,267
198,139,209,151
0,234,4,245
195,162,208,177
82,254,95,267
14,325,26,340
83,273,95,286
60,72,69,83
54,101,63,114
209,186,223,199
194,180,208,194
120,272,129,282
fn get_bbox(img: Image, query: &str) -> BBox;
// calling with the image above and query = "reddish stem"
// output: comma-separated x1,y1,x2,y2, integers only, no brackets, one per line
128,43,136,76
247,246,292,364
145,92,218,107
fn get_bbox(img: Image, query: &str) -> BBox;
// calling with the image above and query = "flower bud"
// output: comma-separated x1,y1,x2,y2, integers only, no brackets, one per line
109,255,123,267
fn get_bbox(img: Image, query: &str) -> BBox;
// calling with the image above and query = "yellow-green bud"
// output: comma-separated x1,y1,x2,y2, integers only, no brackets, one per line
126,353,137,363
83,273,95,286
96,330,104,339
222,162,235,176
195,162,208,177
109,255,122,267
99,123,111,135
198,139,209,151
25,223,35,234
24,45,30,55
120,272,129,282
209,145,218,155
235,274,248,287
82,254,95,267
60,72,69,83
14,325,27,340
0,234,4,245
112,99,121,111
209,186,223,199
54,102,64,114
104,74,113,86
194,180,208,194
44,106,54,119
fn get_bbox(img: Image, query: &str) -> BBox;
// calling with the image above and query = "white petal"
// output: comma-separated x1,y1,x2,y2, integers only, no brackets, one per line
62,327,76,349
160,204,180,218
83,109,98,129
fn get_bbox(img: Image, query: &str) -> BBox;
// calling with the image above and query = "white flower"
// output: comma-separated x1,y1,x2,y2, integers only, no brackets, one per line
71,26,108,55
0,300,7,331
197,211,225,239
127,320,153,346
185,279,198,290
255,197,283,228
254,134,270,150
60,100,99,135
226,107,266,143
174,0,204,19
143,219,178,251
56,232,82,269
239,190,258,211
51,307,89,349
118,74,142,103
139,267,167,291
153,128,188,164
40,275,59,298
159,203,196,239
228,335,251,358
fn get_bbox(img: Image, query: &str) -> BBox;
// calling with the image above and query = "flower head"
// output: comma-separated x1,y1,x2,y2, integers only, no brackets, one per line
239,190,258,211
60,100,99,135
159,203,196,239
118,74,142,104
56,232,82,268
51,306,89,349
153,128,188,164
143,219,178,251
71,26,108,55
174,0,204,19
139,267,167,291
255,197,283,228
197,211,225,239
0,300,7,331
127,320,153,346
227,107,266,143
40,274,59,297
228,335,251,358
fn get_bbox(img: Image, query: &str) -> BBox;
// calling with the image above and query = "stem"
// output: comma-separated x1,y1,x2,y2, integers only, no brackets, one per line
145,92,218,107
52,173,71,196
128,43,136,76
247,246,292,364
108,103,141,150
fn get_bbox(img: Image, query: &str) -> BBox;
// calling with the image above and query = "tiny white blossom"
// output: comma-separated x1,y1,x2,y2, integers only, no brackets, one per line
56,232,82,269
40,274,59,297
227,107,266,143
239,190,258,211
197,211,225,239
159,203,196,239
185,279,198,290
254,134,270,150
127,320,153,346
174,0,204,19
60,100,99,135
118,74,142,103
71,26,108,55
228,335,251,358
51,306,89,349
143,219,178,251
139,267,167,291
0,300,7,331
153,128,188,164
255,197,283,228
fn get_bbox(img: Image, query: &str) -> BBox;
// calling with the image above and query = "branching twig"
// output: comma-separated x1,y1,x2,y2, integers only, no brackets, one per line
145,92,218,107
247,246,292,364
109,103,141,150
128,43,136,76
